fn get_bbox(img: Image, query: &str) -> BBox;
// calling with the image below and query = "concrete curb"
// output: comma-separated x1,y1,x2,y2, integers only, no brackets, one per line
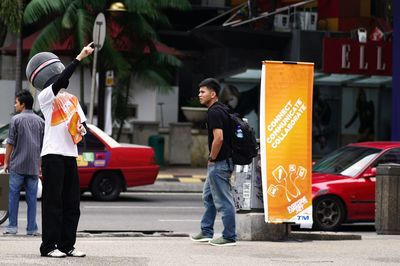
76,232,190,238
76,231,361,241
78,232,361,241
290,231,362,241
0,231,363,241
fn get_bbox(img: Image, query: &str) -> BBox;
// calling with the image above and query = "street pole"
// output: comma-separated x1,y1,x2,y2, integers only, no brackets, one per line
89,45,99,123
88,13,106,124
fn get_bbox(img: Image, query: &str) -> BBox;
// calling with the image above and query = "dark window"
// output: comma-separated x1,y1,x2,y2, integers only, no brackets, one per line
373,149,400,166
78,131,105,151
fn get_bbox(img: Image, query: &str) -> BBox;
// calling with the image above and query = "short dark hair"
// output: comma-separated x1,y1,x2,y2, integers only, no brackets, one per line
16,90,34,110
199,78,221,95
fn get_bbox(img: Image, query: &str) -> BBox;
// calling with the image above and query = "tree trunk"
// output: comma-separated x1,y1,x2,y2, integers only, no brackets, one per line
15,28,22,94
14,0,23,95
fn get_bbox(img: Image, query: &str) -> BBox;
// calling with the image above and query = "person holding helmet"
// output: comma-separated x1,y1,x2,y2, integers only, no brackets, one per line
26,43,94,258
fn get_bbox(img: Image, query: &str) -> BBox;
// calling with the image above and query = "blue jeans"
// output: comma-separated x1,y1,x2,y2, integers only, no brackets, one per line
201,158,236,241
5,171,38,234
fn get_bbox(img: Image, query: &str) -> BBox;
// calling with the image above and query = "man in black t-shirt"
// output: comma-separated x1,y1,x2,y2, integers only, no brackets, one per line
190,78,236,246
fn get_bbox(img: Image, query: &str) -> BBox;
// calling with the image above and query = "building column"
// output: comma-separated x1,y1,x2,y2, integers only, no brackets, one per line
392,1,400,140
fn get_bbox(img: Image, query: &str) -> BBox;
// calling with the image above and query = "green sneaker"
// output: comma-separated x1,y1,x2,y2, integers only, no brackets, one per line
209,237,237,246
190,232,212,242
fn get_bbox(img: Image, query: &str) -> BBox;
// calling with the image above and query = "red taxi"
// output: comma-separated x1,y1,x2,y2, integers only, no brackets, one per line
0,124,159,201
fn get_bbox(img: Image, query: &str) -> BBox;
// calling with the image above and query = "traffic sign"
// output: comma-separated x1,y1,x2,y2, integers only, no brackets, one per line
93,13,106,50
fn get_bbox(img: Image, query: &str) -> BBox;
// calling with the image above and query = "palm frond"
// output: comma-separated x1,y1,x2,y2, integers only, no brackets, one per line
28,18,64,58
124,0,155,16
0,0,22,32
101,38,131,77
154,12,173,27
75,9,93,50
154,0,191,11
152,52,182,68
131,16,157,40
61,0,82,29
90,1,108,13
24,0,68,25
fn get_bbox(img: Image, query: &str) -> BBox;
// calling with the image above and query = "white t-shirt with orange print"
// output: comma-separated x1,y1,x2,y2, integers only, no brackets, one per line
38,85,87,157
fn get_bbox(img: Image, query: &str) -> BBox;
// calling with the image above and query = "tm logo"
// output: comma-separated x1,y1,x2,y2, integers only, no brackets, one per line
296,215,310,221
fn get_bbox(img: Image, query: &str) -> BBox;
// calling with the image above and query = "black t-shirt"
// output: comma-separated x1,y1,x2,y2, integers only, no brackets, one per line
207,102,232,161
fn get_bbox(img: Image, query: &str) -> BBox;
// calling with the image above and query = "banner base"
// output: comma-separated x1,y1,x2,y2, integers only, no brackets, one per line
236,212,290,241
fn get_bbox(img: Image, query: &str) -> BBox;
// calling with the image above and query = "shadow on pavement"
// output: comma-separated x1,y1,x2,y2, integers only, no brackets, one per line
292,223,376,233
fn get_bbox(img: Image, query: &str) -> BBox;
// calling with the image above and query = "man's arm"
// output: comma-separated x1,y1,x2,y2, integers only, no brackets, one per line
3,143,13,173
52,43,94,96
209,128,223,162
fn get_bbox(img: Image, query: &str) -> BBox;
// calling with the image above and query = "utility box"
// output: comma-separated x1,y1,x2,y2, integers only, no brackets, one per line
296,12,318,31
274,14,290,32
234,150,291,241
148,135,165,166
233,155,263,211
0,173,9,211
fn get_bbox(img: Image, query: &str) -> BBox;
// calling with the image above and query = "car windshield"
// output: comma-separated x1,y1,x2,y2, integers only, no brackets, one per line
313,145,381,177
0,124,9,143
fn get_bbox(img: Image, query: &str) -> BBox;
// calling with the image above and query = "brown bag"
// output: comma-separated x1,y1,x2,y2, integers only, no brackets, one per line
0,173,9,211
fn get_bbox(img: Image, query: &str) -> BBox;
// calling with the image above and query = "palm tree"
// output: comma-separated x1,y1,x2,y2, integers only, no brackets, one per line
23,0,191,139
0,0,25,95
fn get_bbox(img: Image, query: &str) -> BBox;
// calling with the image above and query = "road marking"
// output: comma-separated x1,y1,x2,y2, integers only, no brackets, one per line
193,175,206,180
178,177,202,183
84,206,203,209
159,219,200,222
157,174,174,179
159,219,221,223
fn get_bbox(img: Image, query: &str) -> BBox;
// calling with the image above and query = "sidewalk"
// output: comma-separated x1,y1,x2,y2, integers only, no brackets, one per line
1,233,400,265
129,166,207,193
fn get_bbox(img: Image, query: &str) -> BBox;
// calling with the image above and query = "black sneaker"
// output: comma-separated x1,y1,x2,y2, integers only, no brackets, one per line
209,237,237,246
190,232,213,242
27,232,40,236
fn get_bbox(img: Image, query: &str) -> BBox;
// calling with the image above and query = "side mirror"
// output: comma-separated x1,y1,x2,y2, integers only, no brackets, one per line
362,167,376,178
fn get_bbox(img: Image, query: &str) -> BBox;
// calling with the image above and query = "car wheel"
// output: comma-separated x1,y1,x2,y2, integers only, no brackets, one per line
0,210,8,225
90,172,122,201
313,196,345,231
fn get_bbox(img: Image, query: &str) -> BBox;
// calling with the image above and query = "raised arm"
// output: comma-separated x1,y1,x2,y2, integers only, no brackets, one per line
52,43,94,96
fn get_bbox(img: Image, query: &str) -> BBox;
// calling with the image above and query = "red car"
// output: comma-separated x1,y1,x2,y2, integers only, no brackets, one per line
0,124,159,201
312,142,400,231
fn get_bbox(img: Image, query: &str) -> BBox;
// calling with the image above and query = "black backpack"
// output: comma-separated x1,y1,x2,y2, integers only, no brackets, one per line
217,104,258,165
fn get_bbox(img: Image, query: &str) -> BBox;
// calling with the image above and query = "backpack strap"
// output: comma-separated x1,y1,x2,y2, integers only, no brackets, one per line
212,102,234,157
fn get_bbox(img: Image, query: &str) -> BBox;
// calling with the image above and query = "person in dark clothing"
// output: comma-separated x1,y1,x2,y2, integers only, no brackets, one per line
190,78,236,246
345,88,375,142
26,44,93,258
313,87,331,149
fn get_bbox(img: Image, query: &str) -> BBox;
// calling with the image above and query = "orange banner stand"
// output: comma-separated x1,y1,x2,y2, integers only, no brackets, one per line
260,61,314,228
